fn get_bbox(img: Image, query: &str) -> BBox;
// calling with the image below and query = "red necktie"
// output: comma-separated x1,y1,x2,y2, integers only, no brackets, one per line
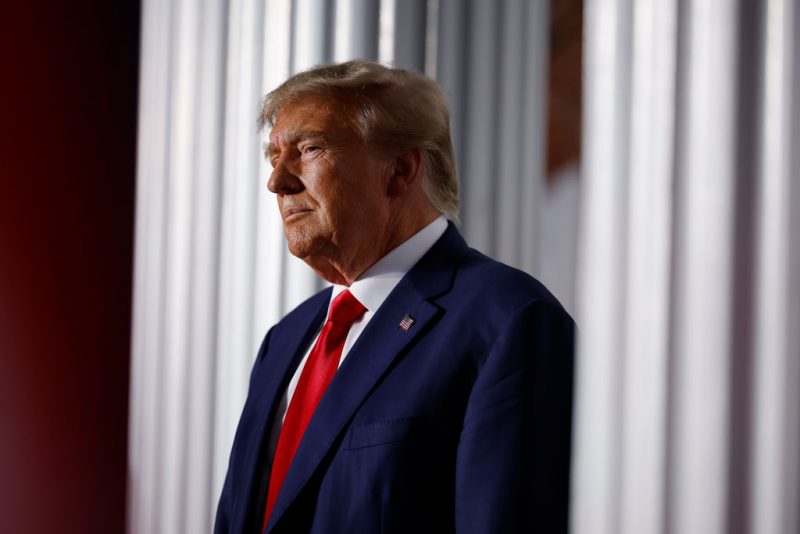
263,289,366,530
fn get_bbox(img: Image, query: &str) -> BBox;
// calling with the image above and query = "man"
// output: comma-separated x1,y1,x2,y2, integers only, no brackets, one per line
215,60,574,534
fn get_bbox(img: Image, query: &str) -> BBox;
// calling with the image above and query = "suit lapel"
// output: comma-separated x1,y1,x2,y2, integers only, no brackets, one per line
265,224,469,533
238,289,330,532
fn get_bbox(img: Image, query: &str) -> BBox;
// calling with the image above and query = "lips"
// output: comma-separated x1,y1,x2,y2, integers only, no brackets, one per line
282,207,312,222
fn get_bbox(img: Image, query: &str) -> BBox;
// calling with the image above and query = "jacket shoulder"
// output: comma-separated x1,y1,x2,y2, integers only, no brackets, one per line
453,248,570,319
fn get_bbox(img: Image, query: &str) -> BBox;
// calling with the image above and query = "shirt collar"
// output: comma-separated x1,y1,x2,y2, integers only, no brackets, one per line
330,215,448,312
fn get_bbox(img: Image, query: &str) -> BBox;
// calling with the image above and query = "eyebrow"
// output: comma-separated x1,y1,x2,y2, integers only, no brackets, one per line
265,128,328,159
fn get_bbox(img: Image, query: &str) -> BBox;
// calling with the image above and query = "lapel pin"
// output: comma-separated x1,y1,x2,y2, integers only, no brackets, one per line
398,314,415,332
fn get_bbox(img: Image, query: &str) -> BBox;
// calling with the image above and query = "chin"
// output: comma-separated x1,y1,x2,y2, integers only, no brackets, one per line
285,231,323,262
286,239,312,260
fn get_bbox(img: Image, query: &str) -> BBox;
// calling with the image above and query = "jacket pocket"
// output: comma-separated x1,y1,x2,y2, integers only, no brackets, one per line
344,416,438,450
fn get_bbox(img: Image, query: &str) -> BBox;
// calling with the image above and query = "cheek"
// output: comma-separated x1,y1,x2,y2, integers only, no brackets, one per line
303,165,340,206
309,159,389,225
357,180,391,215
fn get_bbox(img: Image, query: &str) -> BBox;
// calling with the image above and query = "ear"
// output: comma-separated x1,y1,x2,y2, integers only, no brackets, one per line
386,148,423,197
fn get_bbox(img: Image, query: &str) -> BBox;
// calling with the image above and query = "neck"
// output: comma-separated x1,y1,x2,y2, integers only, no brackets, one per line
307,206,439,286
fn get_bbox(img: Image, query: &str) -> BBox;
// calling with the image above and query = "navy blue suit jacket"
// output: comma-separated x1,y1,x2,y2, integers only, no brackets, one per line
215,223,575,534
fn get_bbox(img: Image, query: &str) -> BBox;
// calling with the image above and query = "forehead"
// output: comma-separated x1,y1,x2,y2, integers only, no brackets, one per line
269,94,360,144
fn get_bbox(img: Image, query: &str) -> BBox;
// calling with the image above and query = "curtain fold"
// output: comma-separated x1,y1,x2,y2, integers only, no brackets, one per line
573,1,800,534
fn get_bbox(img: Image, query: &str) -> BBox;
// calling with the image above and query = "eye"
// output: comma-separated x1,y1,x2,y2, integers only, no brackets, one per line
301,145,321,155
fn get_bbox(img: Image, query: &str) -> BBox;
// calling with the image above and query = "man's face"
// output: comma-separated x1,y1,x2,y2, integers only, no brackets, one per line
266,95,393,277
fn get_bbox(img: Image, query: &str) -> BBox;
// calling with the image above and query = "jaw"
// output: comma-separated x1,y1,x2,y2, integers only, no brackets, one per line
296,233,378,286
283,202,436,286
283,224,352,285
303,256,352,286
292,234,387,286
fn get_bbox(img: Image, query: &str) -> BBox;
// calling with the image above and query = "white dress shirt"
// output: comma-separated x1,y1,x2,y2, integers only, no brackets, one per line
265,215,448,458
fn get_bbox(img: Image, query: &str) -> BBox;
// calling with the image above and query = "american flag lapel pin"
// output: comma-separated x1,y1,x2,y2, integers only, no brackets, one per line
398,314,415,332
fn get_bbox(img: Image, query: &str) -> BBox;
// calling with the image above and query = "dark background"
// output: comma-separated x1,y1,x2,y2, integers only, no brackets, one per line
0,1,140,532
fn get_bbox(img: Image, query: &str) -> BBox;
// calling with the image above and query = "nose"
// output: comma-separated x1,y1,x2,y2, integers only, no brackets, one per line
267,158,304,195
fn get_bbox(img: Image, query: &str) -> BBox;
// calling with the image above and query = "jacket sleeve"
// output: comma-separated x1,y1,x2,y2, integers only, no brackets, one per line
454,299,575,533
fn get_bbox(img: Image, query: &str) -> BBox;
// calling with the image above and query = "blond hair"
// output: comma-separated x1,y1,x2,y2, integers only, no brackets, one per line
258,60,460,222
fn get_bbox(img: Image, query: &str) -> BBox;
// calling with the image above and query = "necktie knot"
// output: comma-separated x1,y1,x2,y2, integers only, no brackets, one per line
328,289,366,325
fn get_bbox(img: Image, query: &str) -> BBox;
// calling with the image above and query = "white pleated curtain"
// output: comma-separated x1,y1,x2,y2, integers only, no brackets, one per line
572,1,800,534
128,1,550,533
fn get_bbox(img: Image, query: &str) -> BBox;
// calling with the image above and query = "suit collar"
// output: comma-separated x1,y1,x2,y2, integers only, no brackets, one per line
331,215,449,313
265,222,469,533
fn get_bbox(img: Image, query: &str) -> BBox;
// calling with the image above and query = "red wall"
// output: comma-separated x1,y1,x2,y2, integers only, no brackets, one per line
0,1,139,532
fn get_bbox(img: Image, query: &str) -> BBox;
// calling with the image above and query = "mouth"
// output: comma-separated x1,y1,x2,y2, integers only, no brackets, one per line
283,207,313,222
